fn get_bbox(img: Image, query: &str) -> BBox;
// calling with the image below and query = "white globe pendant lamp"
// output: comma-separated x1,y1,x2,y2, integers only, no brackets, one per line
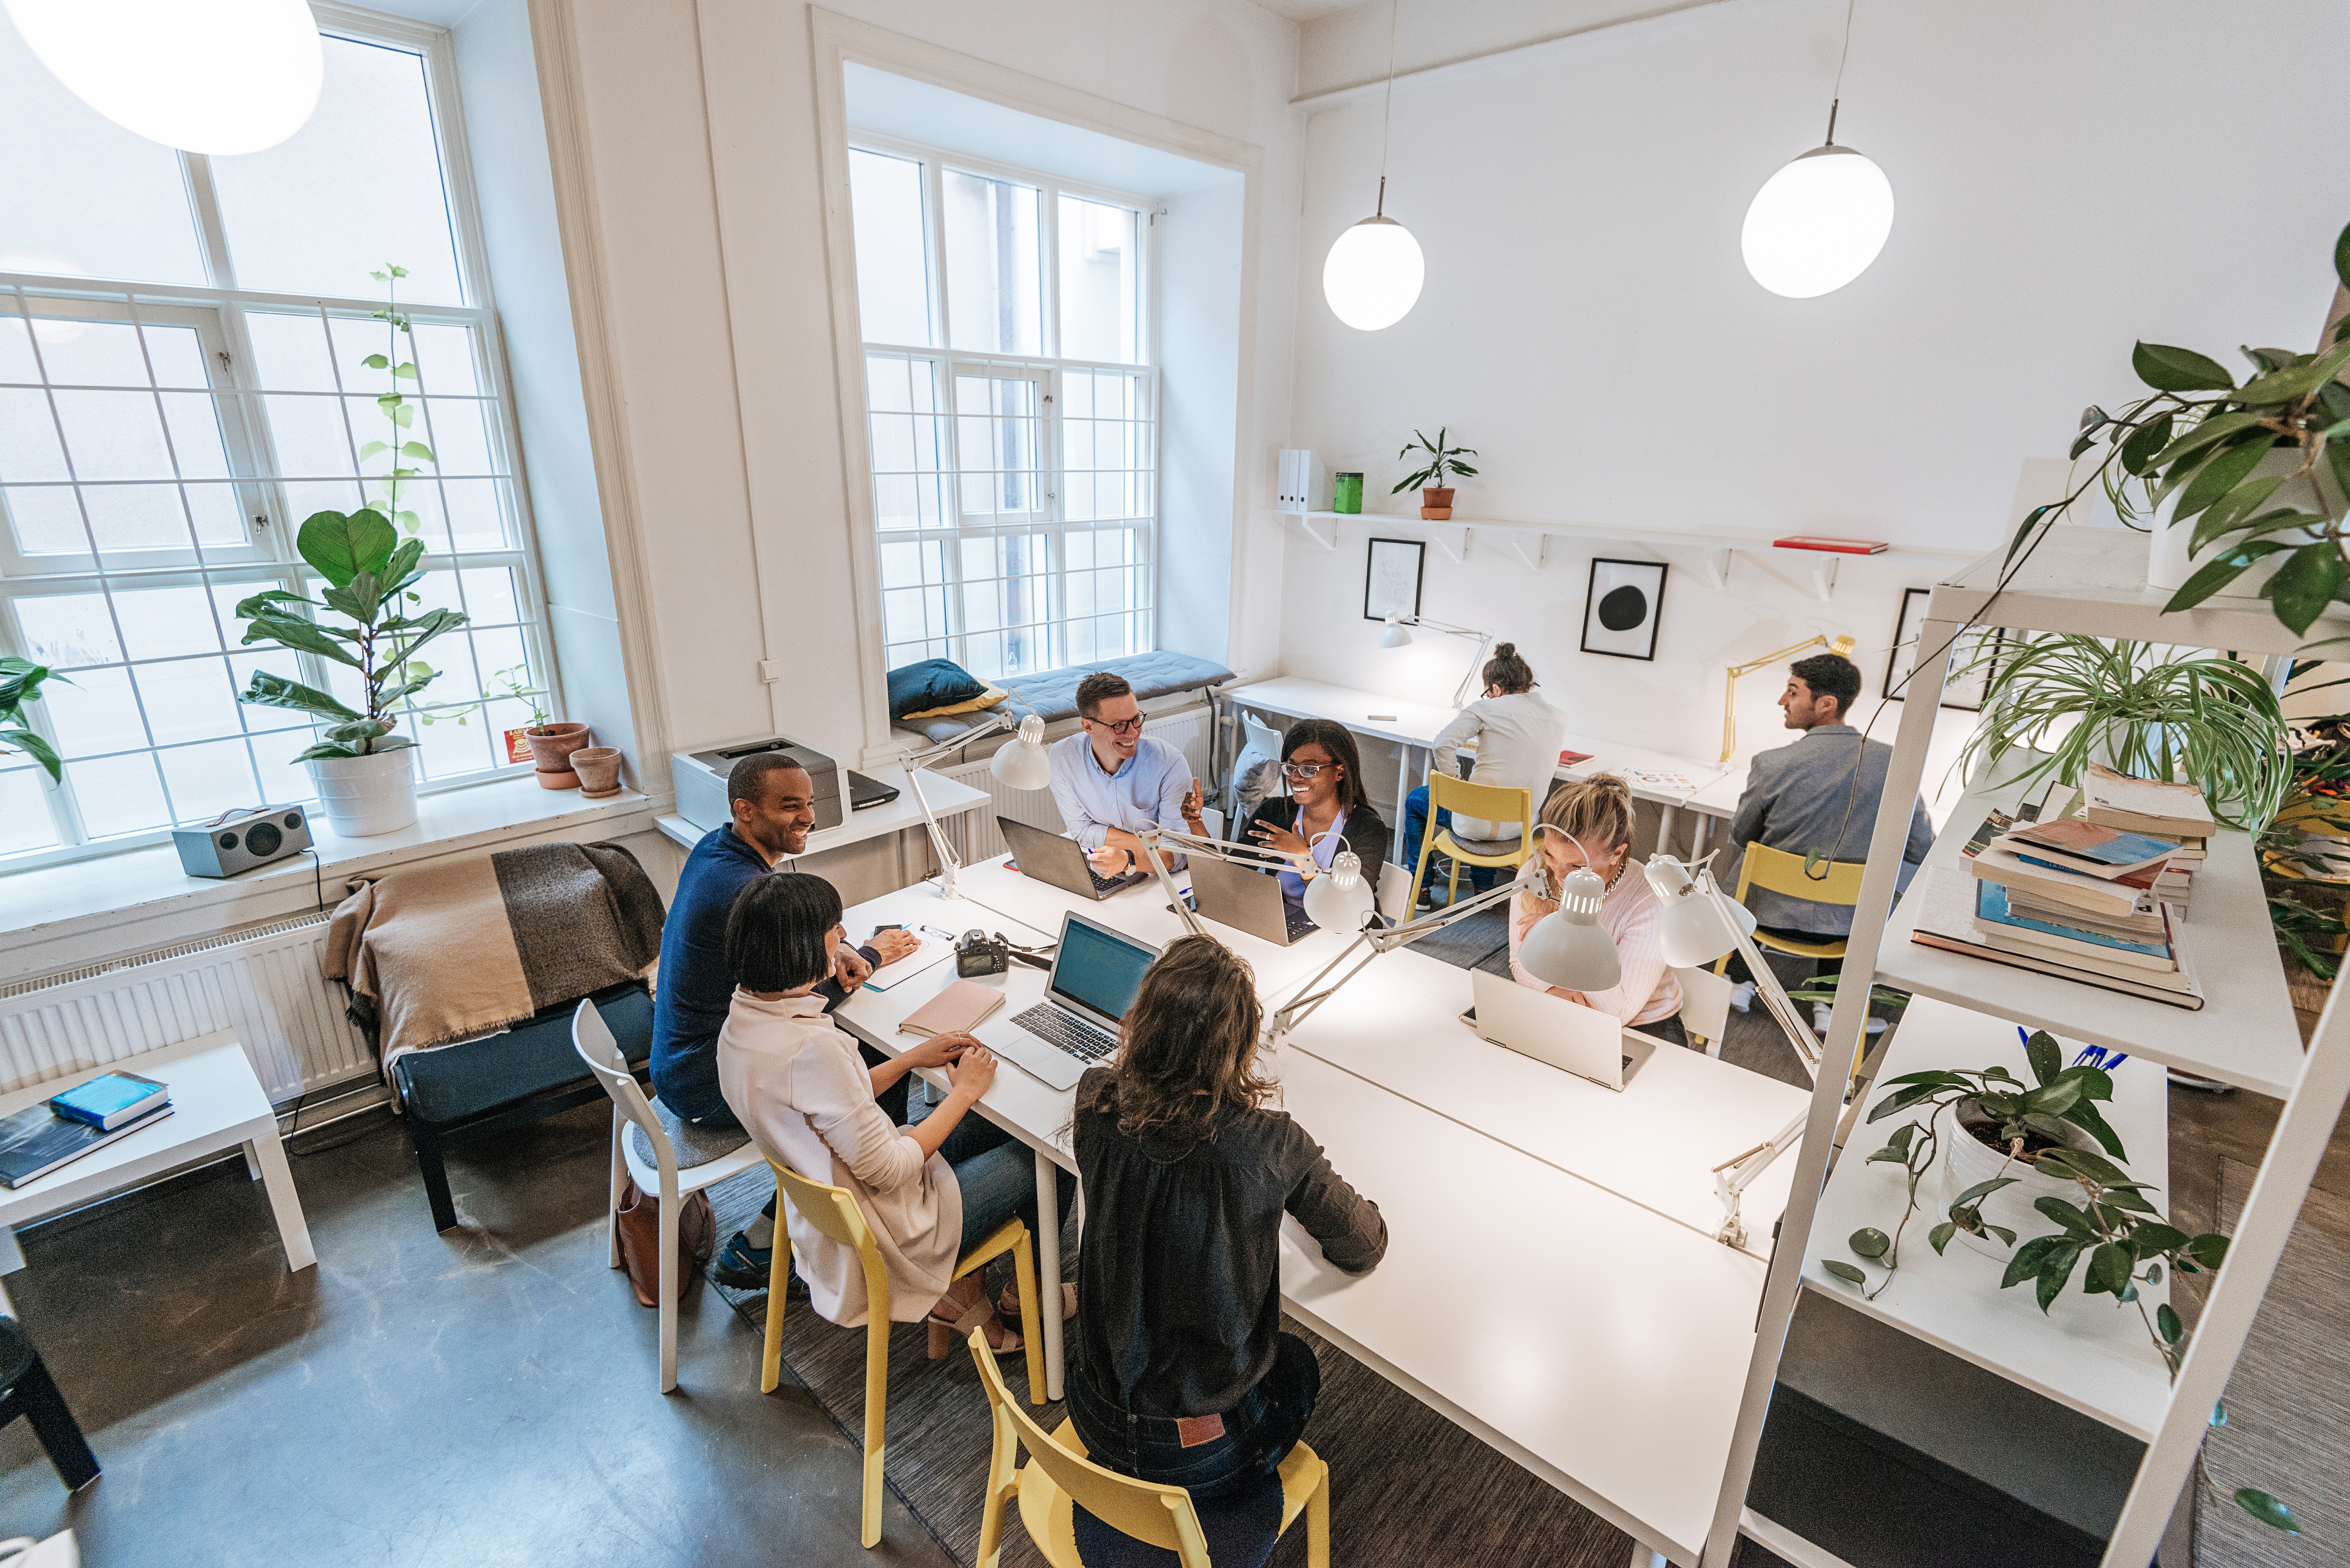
3,0,324,156
1740,2,1893,300
1321,0,1424,332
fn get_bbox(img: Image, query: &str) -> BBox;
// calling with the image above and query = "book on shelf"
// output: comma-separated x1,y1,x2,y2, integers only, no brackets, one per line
1993,819,2179,878
2080,762,2217,838
2002,888,2166,941
1771,535,1888,554
0,1102,174,1189
1974,879,2185,977
1967,845,2155,917
1958,808,2018,859
47,1070,169,1131
1907,868,2203,1009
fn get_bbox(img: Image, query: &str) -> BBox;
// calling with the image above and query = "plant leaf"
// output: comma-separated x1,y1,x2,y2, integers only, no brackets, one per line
2233,337,2350,406
2086,1240,2134,1295
0,726,61,782
2234,1489,2302,1535
2270,543,2344,634
237,608,362,667
2163,539,2291,613
2034,1195,2097,1236
2188,475,2287,554
1951,1176,2019,1209
238,671,361,721
2119,414,2173,477
2149,409,2265,473
1929,1221,1958,1255
399,441,434,461
2035,1247,2080,1311
2025,1030,2061,1087
2173,434,2279,523
296,508,397,588
362,353,389,369
1821,1259,1866,1286
2134,342,2234,393
1849,1227,1890,1259
2002,1235,2067,1288
2005,503,2053,564
2185,1233,2231,1269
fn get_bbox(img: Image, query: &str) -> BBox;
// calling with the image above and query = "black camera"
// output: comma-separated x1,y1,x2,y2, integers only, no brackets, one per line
955,929,1012,978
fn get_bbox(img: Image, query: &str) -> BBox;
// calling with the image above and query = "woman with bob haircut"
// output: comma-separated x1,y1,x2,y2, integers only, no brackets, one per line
717,871,1071,1357
1068,936,1386,1543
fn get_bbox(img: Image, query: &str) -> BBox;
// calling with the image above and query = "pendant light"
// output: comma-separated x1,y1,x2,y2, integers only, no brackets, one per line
3,0,324,156
1516,834,1625,993
1303,845,1378,931
1740,0,1893,299
1322,0,1424,332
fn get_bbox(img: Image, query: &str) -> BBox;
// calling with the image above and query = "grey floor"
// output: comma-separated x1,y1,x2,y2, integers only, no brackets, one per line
0,1100,950,1568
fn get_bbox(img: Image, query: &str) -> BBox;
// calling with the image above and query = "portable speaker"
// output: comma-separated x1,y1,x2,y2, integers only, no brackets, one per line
173,805,314,878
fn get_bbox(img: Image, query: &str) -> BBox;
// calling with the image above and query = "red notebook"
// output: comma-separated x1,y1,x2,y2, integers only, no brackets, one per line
1558,750,1593,766
1773,535,1888,554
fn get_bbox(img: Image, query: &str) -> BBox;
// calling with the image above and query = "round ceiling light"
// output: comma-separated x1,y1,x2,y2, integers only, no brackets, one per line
1323,215,1426,332
3,0,325,156
1740,143,1895,299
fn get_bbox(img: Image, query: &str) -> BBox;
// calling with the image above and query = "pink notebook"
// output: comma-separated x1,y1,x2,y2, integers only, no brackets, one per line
898,979,1005,1038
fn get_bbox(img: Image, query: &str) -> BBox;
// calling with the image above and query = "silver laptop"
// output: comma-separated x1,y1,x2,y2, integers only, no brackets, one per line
1186,854,1317,946
982,910,1160,1091
998,816,1151,901
1466,969,1656,1091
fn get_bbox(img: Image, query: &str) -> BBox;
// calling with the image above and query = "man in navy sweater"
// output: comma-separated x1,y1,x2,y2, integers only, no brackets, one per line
653,750,917,1285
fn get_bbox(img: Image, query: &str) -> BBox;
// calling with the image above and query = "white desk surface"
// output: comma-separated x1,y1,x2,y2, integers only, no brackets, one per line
1799,996,2174,1438
655,763,990,855
1270,946,1810,1255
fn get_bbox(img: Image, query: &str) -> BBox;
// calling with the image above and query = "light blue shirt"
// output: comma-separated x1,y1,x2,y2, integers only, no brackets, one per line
1048,731,1191,854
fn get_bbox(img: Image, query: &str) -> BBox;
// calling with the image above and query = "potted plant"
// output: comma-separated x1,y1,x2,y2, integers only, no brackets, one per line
2005,219,2350,635
234,266,467,837
0,657,65,784
1392,427,1478,519
1958,633,2291,832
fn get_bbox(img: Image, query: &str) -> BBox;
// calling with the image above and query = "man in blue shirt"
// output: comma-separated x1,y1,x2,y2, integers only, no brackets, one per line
652,750,917,1284
1047,671,1197,875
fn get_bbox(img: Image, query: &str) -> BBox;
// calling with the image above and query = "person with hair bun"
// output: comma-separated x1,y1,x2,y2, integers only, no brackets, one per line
1401,641,1571,900
1508,774,1687,1045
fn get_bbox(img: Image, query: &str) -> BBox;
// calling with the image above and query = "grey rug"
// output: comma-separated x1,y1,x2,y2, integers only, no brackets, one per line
2198,1159,2350,1566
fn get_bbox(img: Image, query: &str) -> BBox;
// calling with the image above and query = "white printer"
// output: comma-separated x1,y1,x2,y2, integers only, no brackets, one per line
672,735,844,836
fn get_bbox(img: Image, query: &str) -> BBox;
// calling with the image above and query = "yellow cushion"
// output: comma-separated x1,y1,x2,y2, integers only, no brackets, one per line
900,684,1009,720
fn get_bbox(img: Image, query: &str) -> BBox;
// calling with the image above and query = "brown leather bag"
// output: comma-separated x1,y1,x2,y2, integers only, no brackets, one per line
614,1177,715,1307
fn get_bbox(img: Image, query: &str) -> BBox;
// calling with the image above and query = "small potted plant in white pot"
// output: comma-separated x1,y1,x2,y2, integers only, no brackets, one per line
1393,427,1477,519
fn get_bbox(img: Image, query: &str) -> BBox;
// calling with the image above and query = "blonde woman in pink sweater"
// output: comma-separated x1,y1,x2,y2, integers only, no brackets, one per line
1506,774,1687,1045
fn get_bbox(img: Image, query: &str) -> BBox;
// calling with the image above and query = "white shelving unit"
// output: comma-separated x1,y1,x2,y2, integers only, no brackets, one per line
1702,525,2350,1567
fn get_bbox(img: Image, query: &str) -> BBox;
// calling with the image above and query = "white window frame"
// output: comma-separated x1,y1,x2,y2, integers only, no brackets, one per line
848,129,1163,680
0,4,561,873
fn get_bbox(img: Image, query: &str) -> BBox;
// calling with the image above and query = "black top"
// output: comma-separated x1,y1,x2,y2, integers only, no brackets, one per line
1235,797,1390,882
1072,1066,1387,1416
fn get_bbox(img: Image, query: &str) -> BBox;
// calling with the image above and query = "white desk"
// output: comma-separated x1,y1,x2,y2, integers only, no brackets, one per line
0,1032,314,1313
655,763,991,864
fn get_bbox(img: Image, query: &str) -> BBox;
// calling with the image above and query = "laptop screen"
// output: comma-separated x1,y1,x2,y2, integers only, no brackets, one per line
1050,915,1157,1025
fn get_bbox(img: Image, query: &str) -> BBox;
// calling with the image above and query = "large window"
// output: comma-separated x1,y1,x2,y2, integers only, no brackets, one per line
847,133,1158,680
0,13,554,868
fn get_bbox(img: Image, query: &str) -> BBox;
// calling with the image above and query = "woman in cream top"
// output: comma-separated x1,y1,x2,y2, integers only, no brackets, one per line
1505,774,1686,1042
718,872,1068,1350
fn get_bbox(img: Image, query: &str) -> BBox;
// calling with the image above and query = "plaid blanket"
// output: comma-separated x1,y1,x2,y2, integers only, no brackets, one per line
324,840,664,1071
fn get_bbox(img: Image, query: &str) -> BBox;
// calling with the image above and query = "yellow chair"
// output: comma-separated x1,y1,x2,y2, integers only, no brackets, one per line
968,1328,1331,1568
1712,843,1868,976
762,1158,1045,1549
1407,772,1537,912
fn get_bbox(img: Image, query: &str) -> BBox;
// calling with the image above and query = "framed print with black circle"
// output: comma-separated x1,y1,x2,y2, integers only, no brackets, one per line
1581,558,1667,661
1364,537,1425,623
1884,586,1999,711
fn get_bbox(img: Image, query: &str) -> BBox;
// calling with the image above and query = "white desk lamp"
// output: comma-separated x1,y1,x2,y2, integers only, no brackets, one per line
1377,613,1493,706
899,706,1051,900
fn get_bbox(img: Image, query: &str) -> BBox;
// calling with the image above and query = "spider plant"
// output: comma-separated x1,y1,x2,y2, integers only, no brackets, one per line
1958,635,2290,832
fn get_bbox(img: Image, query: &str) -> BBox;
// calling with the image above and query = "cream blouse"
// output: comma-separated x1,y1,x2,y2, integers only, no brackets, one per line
717,990,961,1325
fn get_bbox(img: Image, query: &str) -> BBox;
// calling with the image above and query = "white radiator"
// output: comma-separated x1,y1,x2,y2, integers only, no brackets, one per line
936,706,1214,865
0,912,371,1103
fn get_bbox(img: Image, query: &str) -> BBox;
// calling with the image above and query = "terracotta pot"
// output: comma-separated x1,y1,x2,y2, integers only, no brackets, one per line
526,721,591,789
572,746,624,799
1421,486,1454,520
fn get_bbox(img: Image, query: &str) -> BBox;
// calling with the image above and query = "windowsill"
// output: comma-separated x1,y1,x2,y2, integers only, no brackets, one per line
0,775,663,985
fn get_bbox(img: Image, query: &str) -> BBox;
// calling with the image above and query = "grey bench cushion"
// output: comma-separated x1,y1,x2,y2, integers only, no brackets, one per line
905,651,1233,744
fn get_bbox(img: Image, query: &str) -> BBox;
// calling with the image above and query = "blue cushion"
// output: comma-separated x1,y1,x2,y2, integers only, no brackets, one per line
887,658,988,720
903,652,1236,743
395,981,653,1127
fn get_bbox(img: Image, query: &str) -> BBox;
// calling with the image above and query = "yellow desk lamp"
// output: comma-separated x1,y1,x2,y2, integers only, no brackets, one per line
1722,633,1855,763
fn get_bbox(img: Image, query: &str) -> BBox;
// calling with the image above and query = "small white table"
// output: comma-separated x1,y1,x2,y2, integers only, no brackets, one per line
0,1032,315,1313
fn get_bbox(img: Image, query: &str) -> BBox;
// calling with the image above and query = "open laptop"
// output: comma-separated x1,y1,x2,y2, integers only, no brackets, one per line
1186,853,1316,945
983,910,1160,1091
998,817,1151,901
1466,969,1656,1091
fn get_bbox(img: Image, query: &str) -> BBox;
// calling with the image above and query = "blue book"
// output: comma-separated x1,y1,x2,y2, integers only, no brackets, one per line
1974,881,2176,972
48,1071,170,1132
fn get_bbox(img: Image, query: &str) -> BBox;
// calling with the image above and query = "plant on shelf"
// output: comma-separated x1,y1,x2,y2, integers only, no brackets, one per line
2004,219,2350,637
1392,427,1477,520
1957,633,2291,832
0,657,65,783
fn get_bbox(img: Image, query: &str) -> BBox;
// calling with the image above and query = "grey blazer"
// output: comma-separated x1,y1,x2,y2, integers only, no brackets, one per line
1721,725,1935,936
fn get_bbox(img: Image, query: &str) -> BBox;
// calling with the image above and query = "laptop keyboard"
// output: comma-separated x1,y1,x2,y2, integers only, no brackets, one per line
1014,1003,1119,1064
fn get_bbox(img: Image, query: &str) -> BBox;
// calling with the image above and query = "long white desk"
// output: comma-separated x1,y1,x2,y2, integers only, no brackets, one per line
654,762,990,863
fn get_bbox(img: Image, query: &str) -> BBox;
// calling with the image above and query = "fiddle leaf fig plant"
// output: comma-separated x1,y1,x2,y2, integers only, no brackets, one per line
1392,427,1478,494
0,656,65,782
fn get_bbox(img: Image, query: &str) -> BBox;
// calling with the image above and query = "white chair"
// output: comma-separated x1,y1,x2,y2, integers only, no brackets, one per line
1227,711,1284,817
572,999,771,1392
1376,860,1413,924
1672,965,1736,1058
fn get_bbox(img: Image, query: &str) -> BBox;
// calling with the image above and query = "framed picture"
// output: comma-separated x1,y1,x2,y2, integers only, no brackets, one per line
1884,586,2000,711
1581,558,1667,661
1364,537,1425,623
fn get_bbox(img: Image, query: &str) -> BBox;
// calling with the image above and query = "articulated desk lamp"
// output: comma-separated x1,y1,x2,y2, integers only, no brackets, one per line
1377,614,1493,706
898,702,1053,900
1721,632,1855,763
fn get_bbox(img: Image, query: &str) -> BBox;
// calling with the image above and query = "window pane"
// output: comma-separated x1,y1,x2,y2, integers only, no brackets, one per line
45,666,148,757
849,149,932,348
943,172,1041,356
158,737,265,824
65,752,171,838
0,19,207,287
15,592,123,667
210,36,462,305
244,311,340,392
0,766,60,855
954,374,1039,516
1058,197,1140,365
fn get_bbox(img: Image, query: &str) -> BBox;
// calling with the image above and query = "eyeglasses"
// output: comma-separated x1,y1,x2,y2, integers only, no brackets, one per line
1086,714,1146,735
1279,761,1331,780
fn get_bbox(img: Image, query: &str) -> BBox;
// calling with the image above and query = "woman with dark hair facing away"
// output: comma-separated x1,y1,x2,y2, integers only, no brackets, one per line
1403,641,1570,898
1185,717,1389,926
1070,937,1385,1559
717,873,1073,1357
1508,774,1688,1046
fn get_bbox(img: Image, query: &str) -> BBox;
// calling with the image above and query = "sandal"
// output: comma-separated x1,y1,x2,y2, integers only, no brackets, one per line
1000,1282,1078,1323
928,1279,1023,1359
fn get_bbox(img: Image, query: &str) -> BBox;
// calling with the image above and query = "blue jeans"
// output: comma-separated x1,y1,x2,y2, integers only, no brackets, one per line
1402,785,1498,893
917,1097,1073,1263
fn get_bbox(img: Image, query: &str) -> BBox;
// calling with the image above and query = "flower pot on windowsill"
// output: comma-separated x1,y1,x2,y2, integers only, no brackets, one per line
307,748,418,838
525,722,591,790
1421,487,1455,520
572,746,624,799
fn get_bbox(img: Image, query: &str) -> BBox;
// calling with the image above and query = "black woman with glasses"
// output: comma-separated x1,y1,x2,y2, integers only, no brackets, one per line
1184,718,1390,927
1048,671,1201,878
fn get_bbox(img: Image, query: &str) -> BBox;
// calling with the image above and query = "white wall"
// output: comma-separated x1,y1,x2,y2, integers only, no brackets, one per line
1281,0,2350,795
1157,174,1247,664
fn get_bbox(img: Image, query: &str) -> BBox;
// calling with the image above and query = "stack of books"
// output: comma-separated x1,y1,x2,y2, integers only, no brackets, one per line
2081,763,2209,910
1911,863,2201,1009
0,1071,174,1189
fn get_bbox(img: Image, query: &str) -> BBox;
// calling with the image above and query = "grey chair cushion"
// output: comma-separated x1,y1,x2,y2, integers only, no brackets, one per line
1446,835,1526,857
626,1097,752,1171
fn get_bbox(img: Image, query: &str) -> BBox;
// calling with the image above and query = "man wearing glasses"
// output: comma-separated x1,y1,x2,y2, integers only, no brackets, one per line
1048,671,1199,876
